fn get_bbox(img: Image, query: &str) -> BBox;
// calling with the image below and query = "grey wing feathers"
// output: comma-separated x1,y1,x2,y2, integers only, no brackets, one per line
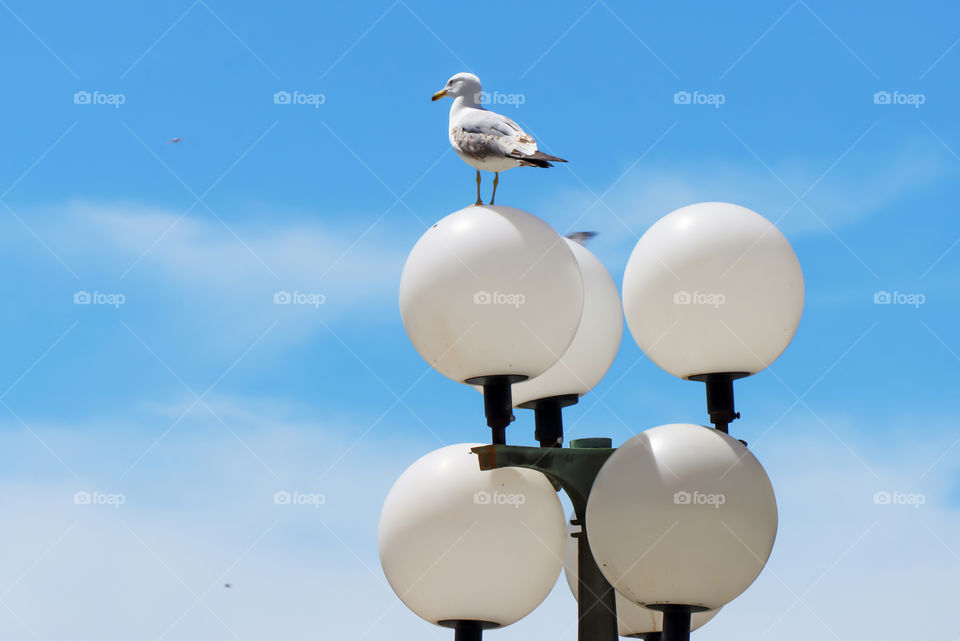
565,231,597,245
458,112,524,138
455,109,567,166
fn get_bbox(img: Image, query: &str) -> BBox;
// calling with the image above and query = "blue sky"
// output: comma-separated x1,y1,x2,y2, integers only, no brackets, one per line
0,1,958,639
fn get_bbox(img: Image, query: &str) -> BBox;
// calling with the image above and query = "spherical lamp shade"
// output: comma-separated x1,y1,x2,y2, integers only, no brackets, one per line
400,206,584,383
622,202,803,379
378,443,566,627
510,239,623,406
585,424,777,610
562,518,720,636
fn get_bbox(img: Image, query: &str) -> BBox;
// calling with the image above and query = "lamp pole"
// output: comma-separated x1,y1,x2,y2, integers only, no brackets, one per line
472,438,620,641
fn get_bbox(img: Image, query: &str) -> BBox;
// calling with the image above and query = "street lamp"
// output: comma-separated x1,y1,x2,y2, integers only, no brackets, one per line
378,443,566,639
621,201,804,432
382,201,804,641
585,424,778,638
399,205,584,444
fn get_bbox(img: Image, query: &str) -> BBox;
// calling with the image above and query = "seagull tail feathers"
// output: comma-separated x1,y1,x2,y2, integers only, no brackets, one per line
517,151,568,168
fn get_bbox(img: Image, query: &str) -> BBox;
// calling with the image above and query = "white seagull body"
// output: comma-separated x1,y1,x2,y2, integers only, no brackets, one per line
432,73,566,205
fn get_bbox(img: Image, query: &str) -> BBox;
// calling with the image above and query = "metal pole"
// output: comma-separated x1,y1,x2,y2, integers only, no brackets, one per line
465,375,526,444
660,605,692,641
453,620,483,641
572,515,619,641
472,438,619,641
689,372,747,433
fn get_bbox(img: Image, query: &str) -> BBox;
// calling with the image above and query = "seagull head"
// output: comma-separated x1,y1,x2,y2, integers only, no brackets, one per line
432,72,481,102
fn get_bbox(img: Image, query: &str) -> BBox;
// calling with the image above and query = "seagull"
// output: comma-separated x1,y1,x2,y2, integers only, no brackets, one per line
164,137,185,146
432,73,566,206
565,231,597,246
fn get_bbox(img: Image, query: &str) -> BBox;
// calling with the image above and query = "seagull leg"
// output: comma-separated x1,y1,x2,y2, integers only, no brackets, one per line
491,172,499,205
475,170,483,206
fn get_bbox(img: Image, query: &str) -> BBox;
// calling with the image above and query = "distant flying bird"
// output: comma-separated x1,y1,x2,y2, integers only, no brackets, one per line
164,137,185,146
432,73,566,206
566,231,597,246
224,583,232,588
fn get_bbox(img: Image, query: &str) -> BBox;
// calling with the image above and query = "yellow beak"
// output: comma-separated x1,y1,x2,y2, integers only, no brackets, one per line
431,89,448,101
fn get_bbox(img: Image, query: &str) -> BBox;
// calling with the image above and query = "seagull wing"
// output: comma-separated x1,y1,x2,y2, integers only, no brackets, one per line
566,231,598,245
452,110,533,156
453,109,566,166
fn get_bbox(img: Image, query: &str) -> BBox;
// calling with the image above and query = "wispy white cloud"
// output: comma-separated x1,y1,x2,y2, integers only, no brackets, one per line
547,139,955,246
0,406,956,640
65,199,407,303
0,200,412,354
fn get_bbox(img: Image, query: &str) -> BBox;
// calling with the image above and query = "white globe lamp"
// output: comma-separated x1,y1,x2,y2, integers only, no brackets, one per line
621,203,803,431
400,206,584,442
378,443,566,636
585,424,777,615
